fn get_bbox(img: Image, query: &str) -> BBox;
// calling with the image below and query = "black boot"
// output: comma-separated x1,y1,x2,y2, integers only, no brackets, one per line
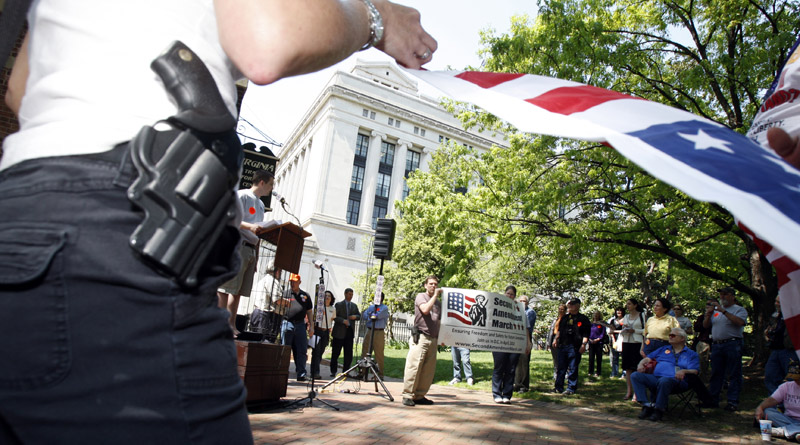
648,409,664,421
638,405,654,419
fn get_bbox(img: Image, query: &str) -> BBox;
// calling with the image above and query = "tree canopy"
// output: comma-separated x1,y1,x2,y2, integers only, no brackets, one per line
365,0,799,360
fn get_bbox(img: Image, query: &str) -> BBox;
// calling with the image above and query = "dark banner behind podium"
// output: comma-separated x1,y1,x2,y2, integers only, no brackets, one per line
239,143,279,209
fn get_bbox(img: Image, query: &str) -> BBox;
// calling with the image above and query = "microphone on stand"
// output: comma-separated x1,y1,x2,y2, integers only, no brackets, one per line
271,191,287,205
313,259,326,271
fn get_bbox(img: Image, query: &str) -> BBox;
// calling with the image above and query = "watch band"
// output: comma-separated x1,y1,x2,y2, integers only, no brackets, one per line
359,0,384,51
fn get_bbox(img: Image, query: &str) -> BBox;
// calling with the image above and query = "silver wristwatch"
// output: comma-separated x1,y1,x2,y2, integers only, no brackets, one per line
359,0,384,50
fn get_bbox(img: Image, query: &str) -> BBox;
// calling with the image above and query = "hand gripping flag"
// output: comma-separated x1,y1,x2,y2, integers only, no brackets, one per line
403,69,800,266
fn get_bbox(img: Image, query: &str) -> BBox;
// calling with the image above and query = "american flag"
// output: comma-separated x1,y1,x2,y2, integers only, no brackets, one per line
447,291,475,325
404,69,800,266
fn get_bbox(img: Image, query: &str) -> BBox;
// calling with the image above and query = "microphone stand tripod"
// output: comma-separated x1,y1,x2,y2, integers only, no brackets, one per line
320,260,393,401
285,266,338,410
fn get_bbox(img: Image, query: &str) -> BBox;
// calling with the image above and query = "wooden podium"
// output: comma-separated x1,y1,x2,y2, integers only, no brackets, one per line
236,222,311,404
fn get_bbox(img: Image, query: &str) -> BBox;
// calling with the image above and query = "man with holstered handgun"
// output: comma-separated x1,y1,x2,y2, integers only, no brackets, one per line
0,1,437,443
402,274,442,407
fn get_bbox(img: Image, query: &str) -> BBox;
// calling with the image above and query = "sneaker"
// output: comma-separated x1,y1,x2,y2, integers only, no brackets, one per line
467,378,474,385
413,397,434,405
402,398,415,407
638,406,654,419
494,396,504,404
648,409,664,422
553,388,564,394
724,403,739,412
772,427,787,439
562,390,575,396
449,378,460,385
502,397,511,404
312,374,322,380
297,376,306,382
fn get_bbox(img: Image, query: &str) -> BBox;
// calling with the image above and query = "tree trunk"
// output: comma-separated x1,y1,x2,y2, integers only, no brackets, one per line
745,237,779,365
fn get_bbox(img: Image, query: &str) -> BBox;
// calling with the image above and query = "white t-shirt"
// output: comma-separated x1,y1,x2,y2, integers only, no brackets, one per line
1,0,242,171
237,189,265,244
747,36,800,144
771,380,800,421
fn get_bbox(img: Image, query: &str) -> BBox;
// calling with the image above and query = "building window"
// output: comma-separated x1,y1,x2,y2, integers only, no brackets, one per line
370,111,376,119
355,133,369,158
439,135,450,144
388,117,394,126
347,237,356,251
403,150,420,200
372,205,387,229
414,126,419,135
380,141,395,166
347,199,361,225
405,150,420,174
421,129,426,137
362,108,369,117
376,173,392,198
395,120,401,128
350,165,364,191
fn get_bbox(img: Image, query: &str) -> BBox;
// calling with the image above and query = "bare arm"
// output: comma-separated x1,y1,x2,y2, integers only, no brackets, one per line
5,32,29,115
419,289,441,315
755,396,781,420
214,0,437,85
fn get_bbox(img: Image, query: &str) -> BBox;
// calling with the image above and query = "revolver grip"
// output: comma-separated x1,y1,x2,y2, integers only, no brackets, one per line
151,41,236,133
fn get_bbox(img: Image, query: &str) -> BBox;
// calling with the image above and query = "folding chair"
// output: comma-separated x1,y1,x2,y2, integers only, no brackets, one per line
668,386,701,419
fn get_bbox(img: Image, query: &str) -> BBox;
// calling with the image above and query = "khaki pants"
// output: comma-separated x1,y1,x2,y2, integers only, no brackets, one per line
361,328,385,377
402,333,438,400
696,341,711,382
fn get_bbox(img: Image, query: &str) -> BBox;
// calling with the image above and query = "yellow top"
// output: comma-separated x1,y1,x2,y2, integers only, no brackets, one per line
644,314,680,341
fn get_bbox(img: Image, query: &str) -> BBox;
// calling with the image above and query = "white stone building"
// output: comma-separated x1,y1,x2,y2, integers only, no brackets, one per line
241,61,505,309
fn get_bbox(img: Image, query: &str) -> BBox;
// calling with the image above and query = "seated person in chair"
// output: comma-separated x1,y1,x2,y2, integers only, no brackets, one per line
756,362,800,441
632,327,700,421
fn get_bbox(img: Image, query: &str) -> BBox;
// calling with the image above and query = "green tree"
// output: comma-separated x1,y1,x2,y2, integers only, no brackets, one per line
390,0,798,362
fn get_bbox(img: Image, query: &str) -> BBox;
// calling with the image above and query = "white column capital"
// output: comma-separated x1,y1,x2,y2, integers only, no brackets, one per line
371,130,386,141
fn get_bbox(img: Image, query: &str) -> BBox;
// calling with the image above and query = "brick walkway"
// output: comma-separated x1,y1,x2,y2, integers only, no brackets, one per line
247,362,764,444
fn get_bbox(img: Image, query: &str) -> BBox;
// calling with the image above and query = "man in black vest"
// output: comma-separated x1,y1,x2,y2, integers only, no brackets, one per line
281,274,313,381
554,298,591,395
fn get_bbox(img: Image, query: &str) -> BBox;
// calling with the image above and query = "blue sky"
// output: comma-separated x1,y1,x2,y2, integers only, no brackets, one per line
240,1,540,145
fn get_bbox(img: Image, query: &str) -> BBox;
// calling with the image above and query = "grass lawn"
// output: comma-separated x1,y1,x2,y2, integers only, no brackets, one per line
329,347,763,437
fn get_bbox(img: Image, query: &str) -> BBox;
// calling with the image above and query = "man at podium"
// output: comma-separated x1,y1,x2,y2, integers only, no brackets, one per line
217,169,274,336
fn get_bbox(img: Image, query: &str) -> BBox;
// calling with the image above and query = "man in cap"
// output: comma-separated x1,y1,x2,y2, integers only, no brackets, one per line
756,361,800,441
281,274,314,381
703,286,748,411
554,298,591,395
330,288,361,377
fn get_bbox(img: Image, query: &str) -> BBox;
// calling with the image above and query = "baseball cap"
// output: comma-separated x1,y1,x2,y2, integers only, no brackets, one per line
717,286,735,295
289,273,301,282
567,297,581,305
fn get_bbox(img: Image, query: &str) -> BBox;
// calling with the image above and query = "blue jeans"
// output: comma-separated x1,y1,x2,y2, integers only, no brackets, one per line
631,372,688,411
0,150,252,444
555,344,582,392
609,348,621,377
710,339,743,405
492,351,520,398
765,349,795,395
282,320,309,379
765,407,800,437
452,347,473,381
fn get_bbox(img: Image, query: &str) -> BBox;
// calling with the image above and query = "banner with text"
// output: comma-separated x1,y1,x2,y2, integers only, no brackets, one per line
439,288,527,354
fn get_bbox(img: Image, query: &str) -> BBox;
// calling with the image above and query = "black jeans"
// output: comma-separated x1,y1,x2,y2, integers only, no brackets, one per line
330,335,355,375
0,150,252,444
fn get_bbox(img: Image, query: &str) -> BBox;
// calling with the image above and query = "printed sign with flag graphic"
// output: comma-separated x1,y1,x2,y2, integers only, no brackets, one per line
446,291,474,325
440,288,527,353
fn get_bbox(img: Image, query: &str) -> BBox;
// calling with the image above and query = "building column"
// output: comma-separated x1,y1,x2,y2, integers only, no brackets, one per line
359,130,384,228
390,139,410,214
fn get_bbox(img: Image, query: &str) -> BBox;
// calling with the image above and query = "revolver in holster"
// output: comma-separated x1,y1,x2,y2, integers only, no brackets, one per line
127,41,242,288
